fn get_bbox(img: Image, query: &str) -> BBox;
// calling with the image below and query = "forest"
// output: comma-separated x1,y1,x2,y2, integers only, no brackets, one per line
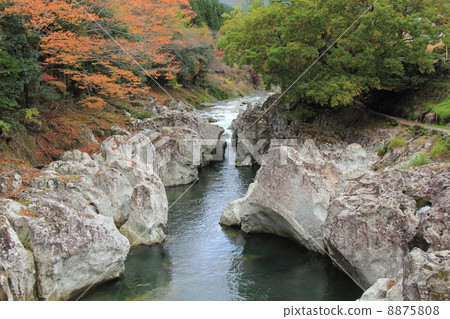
0,0,234,137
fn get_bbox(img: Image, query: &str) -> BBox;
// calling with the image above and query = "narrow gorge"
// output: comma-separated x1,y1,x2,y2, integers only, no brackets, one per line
2,93,448,301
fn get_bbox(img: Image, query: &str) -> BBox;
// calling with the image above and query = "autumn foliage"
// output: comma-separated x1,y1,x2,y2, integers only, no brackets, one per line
2,0,193,108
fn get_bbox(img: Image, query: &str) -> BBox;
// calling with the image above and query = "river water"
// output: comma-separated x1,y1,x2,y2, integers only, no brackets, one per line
82,95,362,301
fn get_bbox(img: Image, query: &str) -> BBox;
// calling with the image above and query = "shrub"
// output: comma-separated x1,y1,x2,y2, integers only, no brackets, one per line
0,120,11,134
430,137,450,158
432,97,450,125
376,146,387,157
403,152,430,169
387,137,406,150
205,81,229,100
133,110,155,120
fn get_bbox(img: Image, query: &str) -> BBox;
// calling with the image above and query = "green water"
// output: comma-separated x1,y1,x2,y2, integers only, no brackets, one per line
81,96,363,301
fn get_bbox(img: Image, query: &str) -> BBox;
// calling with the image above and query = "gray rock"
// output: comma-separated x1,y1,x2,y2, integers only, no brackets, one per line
424,112,438,125
414,167,449,251
0,192,130,301
106,109,225,187
331,143,378,180
0,214,36,300
0,274,14,301
358,278,397,301
385,270,404,301
221,146,344,252
323,169,421,289
110,124,131,136
402,248,449,301
120,180,168,246
54,146,168,243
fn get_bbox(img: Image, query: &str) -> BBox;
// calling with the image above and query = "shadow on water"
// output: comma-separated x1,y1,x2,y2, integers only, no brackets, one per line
81,95,363,301
80,245,172,301
224,230,362,301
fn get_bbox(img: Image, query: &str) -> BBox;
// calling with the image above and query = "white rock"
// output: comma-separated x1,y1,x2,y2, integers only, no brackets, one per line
0,212,36,300
221,146,344,252
1,192,130,301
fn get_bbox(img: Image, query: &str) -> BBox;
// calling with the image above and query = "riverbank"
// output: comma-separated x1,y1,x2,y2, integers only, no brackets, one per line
221,95,449,301
0,98,228,300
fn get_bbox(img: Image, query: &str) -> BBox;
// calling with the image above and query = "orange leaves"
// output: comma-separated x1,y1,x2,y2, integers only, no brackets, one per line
80,97,107,109
5,0,195,109
47,81,67,92
104,0,194,76
3,0,89,30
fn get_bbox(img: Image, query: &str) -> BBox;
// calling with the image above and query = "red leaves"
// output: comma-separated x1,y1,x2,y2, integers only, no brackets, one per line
41,72,57,82
215,50,225,57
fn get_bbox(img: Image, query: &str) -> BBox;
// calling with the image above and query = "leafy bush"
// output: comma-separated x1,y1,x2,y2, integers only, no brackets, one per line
430,137,450,158
387,137,406,150
432,97,450,125
205,81,229,100
0,120,11,134
133,110,155,120
403,153,430,169
376,146,387,157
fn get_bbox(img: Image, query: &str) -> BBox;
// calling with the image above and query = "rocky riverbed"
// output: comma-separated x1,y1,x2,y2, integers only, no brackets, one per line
0,94,448,301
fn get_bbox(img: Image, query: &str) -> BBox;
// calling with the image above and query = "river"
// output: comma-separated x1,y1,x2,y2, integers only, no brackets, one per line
81,94,362,301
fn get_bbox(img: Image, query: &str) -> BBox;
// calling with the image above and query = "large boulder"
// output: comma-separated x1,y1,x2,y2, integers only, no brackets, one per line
221,146,344,252
230,95,285,166
323,168,439,289
230,95,384,167
135,109,226,183
0,193,130,301
120,180,168,246
100,124,224,187
360,248,450,301
0,215,36,300
402,248,449,301
419,168,450,251
40,159,134,227
42,147,169,244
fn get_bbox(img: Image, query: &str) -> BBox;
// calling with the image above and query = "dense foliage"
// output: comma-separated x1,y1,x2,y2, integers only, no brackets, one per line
218,0,449,107
189,0,234,30
0,0,194,110
0,0,227,135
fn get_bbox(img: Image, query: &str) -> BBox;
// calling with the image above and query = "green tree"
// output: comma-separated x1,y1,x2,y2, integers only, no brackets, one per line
218,0,448,107
0,13,41,109
189,0,230,30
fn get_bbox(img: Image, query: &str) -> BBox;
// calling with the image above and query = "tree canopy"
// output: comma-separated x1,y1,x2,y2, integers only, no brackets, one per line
218,0,449,107
189,0,233,30
0,0,193,109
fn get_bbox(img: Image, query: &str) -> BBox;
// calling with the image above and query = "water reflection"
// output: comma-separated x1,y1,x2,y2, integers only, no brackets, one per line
228,234,361,301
